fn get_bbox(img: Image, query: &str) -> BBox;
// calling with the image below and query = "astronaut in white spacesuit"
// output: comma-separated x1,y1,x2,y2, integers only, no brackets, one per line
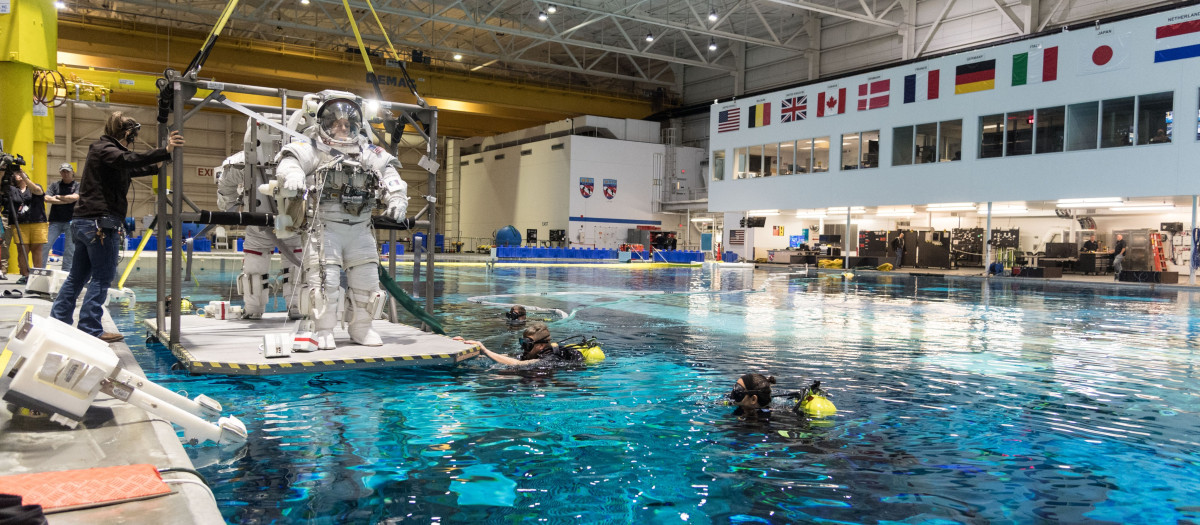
215,119,304,320
274,95,408,349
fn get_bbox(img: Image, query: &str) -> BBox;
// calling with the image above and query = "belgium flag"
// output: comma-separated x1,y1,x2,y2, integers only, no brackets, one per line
748,103,771,128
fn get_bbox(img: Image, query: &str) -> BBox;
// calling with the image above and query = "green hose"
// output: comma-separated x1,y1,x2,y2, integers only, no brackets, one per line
377,265,445,334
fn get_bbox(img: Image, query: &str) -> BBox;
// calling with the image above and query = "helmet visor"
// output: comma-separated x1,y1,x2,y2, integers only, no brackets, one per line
317,99,362,143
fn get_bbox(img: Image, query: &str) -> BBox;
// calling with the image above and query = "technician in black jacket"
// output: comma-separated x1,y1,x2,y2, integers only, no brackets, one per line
50,111,184,343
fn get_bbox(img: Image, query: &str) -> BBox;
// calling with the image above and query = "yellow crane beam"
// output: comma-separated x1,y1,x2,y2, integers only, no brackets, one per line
56,21,662,138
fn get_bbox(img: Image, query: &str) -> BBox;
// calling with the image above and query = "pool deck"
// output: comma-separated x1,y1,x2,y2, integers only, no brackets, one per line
0,285,221,524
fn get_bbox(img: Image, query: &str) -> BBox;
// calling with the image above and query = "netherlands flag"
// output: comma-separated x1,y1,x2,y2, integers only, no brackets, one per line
1154,20,1200,63
902,70,939,103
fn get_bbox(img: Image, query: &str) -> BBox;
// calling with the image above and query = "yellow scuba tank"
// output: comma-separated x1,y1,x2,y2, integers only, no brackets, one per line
561,336,606,364
795,381,837,418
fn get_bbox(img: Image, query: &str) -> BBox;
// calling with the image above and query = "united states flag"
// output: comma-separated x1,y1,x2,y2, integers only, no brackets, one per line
780,96,807,123
717,108,741,133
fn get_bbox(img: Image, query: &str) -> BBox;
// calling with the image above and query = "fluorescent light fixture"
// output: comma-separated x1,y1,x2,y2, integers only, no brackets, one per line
795,212,827,218
826,206,866,214
747,209,778,214
876,212,915,217
1112,204,1175,211
547,4,557,13
926,206,976,211
690,217,714,222
979,206,1028,214
927,202,975,209
1056,197,1123,207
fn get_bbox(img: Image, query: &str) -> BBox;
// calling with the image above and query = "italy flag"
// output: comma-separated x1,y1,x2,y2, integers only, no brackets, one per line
1011,46,1058,86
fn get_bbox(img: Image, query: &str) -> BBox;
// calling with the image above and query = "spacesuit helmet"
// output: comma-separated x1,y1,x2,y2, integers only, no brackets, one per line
316,98,363,147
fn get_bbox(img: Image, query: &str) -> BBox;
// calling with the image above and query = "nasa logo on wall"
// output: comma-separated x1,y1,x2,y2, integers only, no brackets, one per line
580,177,594,198
603,179,617,199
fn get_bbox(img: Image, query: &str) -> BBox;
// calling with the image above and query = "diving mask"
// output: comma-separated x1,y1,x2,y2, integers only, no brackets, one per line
519,335,549,354
727,385,766,403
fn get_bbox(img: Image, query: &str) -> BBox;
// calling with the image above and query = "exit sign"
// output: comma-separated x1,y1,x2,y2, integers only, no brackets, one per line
197,167,214,177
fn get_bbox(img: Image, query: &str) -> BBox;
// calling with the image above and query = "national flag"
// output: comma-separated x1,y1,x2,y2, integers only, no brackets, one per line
748,103,771,128
1155,20,1200,62
857,79,890,110
817,88,846,117
717,108,740,133
1079,31,1131,74
780,96,807,122
903,70,940,103
954,59,996,94
1012,46,1058,86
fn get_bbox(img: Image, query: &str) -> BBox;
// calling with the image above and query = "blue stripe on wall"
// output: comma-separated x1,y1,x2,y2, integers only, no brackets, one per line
568,216,663,225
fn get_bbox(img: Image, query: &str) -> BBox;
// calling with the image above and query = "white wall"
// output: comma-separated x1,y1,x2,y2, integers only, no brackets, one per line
568,136,668,248
458,139,571,243
708,3,1200,212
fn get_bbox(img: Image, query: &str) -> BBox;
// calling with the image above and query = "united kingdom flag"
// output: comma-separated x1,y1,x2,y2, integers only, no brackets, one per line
580,177,594,198
780,96,807,122
603,179,617,199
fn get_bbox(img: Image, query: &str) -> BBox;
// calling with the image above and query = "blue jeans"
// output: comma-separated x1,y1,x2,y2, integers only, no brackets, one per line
42,221,75,272
894,248,904,268
50,219,119,337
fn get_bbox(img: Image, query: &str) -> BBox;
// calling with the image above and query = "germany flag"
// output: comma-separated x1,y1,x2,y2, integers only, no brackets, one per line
954,59,996,94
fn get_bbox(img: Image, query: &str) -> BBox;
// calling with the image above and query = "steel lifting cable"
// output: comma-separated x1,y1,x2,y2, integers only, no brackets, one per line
33,70,67,108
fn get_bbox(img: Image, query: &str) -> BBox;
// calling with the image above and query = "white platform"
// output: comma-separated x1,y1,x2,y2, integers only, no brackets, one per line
145,313,479,375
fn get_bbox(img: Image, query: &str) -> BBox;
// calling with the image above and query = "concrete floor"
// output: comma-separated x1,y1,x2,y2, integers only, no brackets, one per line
0,275,222,524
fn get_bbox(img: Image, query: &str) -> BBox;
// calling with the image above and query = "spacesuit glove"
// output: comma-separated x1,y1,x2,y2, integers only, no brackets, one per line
282,171,306,192
385,199,407,222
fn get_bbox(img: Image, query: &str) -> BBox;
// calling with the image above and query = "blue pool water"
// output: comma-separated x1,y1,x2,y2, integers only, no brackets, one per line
112,267,1200,523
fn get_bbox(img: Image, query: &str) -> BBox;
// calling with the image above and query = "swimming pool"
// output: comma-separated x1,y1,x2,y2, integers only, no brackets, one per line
113,267,1200,523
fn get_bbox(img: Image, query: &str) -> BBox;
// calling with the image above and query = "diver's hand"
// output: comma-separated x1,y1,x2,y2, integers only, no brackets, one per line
282,171,305,192
385,198,407,221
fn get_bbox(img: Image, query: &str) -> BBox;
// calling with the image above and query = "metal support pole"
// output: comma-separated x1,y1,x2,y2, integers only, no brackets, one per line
424,110,439,313
1191,195,1197,285
155,114,168,339
844,208,851,269
170,81,185,347
984,202,993,273
387,230,398,323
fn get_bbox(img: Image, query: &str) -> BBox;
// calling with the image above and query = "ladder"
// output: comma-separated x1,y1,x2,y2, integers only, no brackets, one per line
1151,233,1167,272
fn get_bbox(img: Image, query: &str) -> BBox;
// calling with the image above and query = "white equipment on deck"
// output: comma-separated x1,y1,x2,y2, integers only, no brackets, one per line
0,311,248,446
24,268,69,297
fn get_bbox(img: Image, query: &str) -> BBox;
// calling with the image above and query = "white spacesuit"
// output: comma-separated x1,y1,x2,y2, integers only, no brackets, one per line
215,120,304,320
274,97,408,349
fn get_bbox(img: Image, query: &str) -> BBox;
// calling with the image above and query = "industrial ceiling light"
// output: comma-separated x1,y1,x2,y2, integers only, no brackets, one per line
547,4,557,13
300,0,309,4
708,8,718,22
54,1,67,8
708,39,718,51
538,10,548,21
645,32,655,42
453,53,463,61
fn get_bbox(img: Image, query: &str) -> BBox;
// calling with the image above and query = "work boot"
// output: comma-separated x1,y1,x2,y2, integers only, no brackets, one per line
98,332,125,343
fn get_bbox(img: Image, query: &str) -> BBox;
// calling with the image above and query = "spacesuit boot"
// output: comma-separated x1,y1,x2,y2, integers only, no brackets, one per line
346,264,382,346
312,288,340,350
239,242,273,319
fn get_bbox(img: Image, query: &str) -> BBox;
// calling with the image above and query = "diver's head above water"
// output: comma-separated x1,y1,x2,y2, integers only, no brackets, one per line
518,322,553,360
505,305,528,327
729,373,776,408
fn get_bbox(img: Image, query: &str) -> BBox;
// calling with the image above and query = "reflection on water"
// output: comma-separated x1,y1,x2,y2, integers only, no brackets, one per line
110,267,1200,524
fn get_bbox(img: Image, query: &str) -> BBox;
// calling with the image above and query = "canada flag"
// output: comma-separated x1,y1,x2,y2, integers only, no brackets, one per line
817,88,847,117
